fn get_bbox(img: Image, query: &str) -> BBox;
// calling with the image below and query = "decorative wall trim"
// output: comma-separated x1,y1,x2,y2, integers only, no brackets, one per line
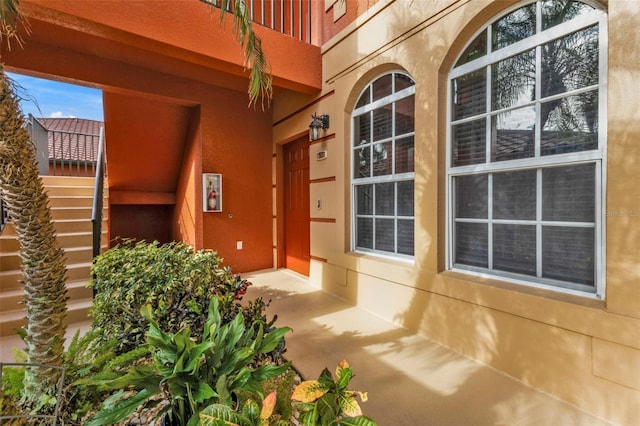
310,176,336,184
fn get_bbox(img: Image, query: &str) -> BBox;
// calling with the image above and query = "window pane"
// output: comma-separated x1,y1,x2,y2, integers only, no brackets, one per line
356,86,370,109
493,224,536,275
356,185,373,215
395,136,414,174
455,222,488,267
455,29,487,67
542,0,595,30
493,169,536,220
357,218,373,249
373,105,392,141
541,92,598,155
375,182,394,216
455,174,488,219
542,164,595,222
354,146,370,179
372,74,393,101
373,142,392,176
542,226,594,287
541,25,599,98
492,107,536,161
395,96,415,136
395,73,415,91
353,113,370,147
398,219,414,255
492,4,536,51
397,180,414,217
491,49,535,111
452,119,486,166
452,69,486,120
375,219,395,252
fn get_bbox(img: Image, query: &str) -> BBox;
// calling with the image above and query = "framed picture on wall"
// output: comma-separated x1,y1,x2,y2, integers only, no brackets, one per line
203,173,222,212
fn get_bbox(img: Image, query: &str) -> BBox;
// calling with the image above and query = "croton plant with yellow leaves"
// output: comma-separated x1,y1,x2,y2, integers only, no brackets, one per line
291,360,376,426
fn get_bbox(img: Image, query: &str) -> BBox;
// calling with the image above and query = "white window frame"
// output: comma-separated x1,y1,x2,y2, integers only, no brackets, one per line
446,0,607,299
351,71,416,258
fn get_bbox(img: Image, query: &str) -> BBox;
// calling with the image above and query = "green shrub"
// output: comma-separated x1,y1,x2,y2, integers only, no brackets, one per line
82,297,292,426
57,329,150,424
89,240,251,353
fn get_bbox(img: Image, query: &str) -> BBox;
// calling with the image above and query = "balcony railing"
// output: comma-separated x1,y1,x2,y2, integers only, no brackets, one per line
27,116,102,178
208,0,312,43
48,130,101,177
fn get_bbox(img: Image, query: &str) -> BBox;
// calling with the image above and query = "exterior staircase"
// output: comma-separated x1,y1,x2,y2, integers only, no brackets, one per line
0,176,108,337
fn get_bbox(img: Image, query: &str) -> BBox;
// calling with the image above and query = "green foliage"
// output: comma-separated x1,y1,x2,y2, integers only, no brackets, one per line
56,329,149,424
89,240,252,353
83,296,291,426
199,391,288,426
292,360,376,426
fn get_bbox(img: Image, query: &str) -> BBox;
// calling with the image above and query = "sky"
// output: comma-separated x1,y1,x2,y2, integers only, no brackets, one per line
7,72,104,122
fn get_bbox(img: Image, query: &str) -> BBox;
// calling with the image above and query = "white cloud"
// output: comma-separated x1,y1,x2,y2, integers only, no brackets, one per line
49,111,76,119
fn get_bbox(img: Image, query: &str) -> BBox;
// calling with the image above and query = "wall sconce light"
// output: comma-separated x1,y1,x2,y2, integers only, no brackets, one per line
309,113,330,141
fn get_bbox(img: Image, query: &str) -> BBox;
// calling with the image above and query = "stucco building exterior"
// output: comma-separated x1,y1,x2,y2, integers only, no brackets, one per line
1,0,638,423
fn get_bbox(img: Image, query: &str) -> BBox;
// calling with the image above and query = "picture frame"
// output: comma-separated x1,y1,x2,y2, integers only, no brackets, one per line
203,173,222,212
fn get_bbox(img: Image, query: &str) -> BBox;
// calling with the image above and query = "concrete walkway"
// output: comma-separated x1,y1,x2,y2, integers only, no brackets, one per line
0,268,609,425
244,269,609,426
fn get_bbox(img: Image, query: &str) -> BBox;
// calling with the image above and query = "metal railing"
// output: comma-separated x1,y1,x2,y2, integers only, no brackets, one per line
91,127,106,259
49,129,101,177
0,362,66,425
207,0,312,43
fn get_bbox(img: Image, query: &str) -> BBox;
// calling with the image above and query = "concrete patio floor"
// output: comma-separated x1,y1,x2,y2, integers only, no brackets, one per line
244,269,609,426
0,268,610,425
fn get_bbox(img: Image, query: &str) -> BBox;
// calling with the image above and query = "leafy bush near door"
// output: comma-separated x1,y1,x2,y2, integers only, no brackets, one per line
89,240,252,354
83,296,292,426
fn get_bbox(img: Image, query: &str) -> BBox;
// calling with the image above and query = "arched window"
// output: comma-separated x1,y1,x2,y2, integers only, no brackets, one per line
447,0,606,296
352,71,415,257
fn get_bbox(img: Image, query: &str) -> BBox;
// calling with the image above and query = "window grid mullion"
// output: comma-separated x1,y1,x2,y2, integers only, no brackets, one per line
486,63,492,163
534,44,542,158
488,173,494,271
536,168,542,278
394,181,398,254
372,183,377,251
369,111,374,178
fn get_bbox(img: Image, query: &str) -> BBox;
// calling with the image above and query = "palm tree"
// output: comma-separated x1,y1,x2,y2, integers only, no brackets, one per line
1,0,69,413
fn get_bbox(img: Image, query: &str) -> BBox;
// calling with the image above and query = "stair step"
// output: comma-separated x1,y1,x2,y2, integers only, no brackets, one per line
41,176,97,187
0,262,94,292
0,231,107,252
50,206,107,221
0,294,93,337
1,219,105,236
0,246,95,272
48,196,94,208
45,185,96,197
0,280,92,313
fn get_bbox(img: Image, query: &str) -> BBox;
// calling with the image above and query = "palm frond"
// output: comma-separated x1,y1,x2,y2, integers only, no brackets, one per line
0,0,30,51
200,0,272,108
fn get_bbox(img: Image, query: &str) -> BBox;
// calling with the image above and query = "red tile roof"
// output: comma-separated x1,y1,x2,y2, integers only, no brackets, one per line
35,117,103,162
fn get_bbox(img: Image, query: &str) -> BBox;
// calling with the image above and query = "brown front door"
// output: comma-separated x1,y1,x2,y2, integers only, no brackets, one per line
283,137,310,276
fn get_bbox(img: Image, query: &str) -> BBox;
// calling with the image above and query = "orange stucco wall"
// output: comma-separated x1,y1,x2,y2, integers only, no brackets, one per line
0,0,319,273
199,90,274,272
